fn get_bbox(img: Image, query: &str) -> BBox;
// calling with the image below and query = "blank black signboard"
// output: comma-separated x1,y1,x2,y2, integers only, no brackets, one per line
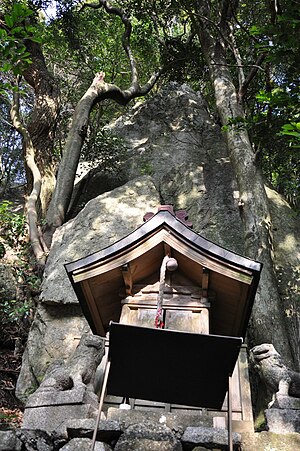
106,322,242,410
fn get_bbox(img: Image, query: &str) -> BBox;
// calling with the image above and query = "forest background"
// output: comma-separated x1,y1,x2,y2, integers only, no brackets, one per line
0,0,299,427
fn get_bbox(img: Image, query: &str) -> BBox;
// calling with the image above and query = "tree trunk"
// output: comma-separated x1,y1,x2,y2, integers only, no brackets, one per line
45,74,104,231
23,39,60,216
45,70,161,237
194,3,293,365
10,84,48,267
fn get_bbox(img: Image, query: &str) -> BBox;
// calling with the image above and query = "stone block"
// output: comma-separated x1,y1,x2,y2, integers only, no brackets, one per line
22,404,96,434
16,429,67,450
241,431,300,451
265,408,300,433
181,426,241,450
273,394,300,410
60,438,112,450
66,418,122,441
25,385,87,408
0,430,22,451
107,407,213,433
114,421,182,451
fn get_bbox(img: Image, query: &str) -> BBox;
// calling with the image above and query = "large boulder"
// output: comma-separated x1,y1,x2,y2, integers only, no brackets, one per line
16,177,160,400
266,187,300,369
16,82,300,407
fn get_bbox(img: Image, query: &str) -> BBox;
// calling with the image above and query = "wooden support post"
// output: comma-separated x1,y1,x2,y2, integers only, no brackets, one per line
91,360,111,451
122,264,133,295
202,267,209,298
163,243,171,257
228,375,233,451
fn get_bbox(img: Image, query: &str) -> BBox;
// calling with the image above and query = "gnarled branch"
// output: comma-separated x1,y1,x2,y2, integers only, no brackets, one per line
10,78,48,266
46,2,163,234
82,0,139,88
239,52,267,101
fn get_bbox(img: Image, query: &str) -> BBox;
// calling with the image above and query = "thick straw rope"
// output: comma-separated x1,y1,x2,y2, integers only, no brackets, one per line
155,255,170,328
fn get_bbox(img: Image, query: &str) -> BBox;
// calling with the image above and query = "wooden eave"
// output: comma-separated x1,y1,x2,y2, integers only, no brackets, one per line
65,210,262,338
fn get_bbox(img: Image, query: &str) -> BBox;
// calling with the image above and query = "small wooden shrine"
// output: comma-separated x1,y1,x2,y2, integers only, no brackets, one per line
65,205,262,432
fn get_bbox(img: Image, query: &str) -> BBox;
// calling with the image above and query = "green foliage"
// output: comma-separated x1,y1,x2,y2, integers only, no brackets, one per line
44,4,132,90
0,410,19,423
0,200,26,248
0,92,25,194
0,2,40,79
0,198,39,343
280,122,300,147
1,0,299,215
0,298,33,323
239,1,300,211
140,161,153,176
0,259,39,335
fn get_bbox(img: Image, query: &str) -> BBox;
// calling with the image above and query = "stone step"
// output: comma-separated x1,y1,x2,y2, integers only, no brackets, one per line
106,407,214,432
65,408,214,442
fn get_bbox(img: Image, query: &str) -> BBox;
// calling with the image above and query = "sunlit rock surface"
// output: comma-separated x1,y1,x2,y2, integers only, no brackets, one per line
17,83,300,416
16,177,160,400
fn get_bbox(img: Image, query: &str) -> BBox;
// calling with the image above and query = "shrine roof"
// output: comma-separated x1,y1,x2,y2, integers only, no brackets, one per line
65,208,262,337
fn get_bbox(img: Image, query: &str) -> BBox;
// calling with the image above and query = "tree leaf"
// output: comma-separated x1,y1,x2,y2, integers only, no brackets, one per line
4,14,14,28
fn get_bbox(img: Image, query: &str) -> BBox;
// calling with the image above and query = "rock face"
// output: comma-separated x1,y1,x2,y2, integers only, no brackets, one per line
17,84,245,400
0,263,18,302
16,83,300,444
265,187,300,370
16,177,160,400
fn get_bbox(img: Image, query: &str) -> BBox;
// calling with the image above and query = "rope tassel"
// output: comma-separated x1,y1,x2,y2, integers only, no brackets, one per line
155,255,178,328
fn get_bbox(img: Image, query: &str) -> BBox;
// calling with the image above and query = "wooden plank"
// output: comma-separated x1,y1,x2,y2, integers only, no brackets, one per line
92,359,111,450
228,375,233,451
81,281,106,336
67,210,262,279
120,305,157,328
199,308,209,334
221,355,242,413
164,233,253,283
238,345,254,424
214,417,226,429
165,310,209,334
134,284,202,296
232,283,250,336
134,399,166,408
130,306,209,314
232,420,254,433
122,295,210,309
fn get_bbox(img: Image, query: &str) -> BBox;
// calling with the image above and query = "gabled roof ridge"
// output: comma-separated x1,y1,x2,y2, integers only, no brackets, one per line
65,209,262,275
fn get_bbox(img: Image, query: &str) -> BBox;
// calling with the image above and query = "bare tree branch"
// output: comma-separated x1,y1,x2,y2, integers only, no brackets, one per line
82,0,139,87
228,24,245,91
239,52,267,100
